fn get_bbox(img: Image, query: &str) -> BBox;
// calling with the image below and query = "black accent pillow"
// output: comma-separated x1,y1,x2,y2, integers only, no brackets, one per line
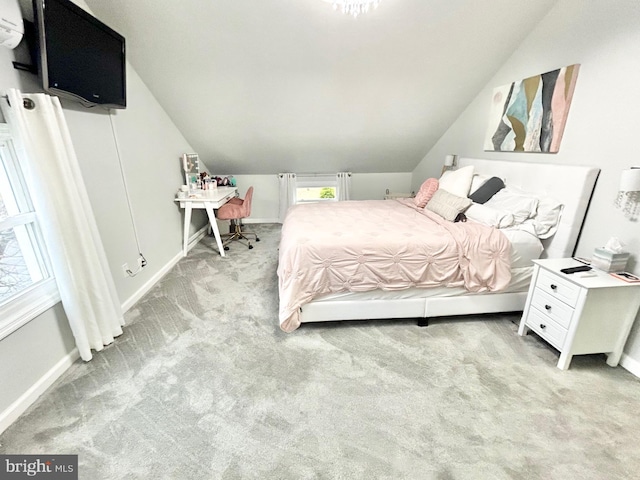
469,176,505,204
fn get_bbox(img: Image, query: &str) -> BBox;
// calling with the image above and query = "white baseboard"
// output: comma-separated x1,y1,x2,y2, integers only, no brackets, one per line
121,225,209,313
188,224,211,251
620,353,640,379
0,348,80,435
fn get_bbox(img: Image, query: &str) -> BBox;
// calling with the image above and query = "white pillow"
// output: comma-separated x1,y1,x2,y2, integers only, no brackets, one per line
439,166,475,198
469,174,491,195
483,188,539,224
505,186,564,239
465,203,515,228
534,196,564,239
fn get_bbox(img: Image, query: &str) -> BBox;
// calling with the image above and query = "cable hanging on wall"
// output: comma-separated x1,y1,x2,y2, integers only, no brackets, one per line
108,110,146,276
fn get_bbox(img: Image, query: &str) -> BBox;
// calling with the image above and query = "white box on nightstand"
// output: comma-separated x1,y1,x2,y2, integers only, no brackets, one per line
591,247,629,272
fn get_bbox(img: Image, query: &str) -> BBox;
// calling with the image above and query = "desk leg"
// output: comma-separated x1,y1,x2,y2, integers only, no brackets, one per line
204,202,225,257
183,203,192,257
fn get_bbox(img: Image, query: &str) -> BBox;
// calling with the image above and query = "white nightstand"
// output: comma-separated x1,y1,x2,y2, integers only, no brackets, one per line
518,258,640,370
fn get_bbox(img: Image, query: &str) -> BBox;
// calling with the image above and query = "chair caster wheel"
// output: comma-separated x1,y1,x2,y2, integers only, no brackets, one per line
249,245,254,249
256,237,260,242
224,246,229,251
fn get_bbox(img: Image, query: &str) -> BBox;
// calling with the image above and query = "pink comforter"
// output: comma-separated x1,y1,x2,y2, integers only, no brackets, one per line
278,199,511,332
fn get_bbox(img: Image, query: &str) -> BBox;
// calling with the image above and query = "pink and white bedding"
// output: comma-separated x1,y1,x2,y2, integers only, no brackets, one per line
278,198,512,332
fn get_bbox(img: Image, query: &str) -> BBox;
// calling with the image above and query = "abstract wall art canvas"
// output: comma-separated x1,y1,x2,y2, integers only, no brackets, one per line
484,64,580,153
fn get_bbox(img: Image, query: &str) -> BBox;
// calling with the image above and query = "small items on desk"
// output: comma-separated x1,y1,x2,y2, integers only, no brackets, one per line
213,175,236,187
203,176,216,192
176,179,220,200
180,152,235,195
176,185,189,199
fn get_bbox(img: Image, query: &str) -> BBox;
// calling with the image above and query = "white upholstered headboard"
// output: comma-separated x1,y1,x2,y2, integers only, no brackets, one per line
457,158,600,259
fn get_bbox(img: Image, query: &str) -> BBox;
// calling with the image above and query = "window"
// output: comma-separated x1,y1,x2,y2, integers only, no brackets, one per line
0,124,59,340
295,175,337,204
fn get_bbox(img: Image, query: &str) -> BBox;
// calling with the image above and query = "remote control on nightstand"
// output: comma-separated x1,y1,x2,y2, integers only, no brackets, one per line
560,265,592,274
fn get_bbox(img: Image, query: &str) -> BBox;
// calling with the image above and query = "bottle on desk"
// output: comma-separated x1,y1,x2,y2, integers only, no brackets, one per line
203,177,217,196
177,185,188,199
189,179,201,197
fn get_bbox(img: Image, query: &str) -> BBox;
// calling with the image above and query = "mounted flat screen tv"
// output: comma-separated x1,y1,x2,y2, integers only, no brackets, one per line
33,0,127,109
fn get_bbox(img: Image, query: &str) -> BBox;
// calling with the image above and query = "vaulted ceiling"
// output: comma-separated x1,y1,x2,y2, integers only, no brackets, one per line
83,0,558,174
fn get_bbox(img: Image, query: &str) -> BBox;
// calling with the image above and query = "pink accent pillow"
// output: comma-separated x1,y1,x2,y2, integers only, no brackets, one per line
414,178,439,208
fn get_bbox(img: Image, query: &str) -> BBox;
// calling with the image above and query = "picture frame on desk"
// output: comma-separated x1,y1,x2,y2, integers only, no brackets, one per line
610,272,640,283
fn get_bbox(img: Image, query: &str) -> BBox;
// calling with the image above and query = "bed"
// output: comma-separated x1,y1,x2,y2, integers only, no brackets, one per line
278,158,600,332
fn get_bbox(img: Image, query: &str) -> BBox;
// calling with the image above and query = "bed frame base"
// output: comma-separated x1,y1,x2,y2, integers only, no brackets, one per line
299,292,529,325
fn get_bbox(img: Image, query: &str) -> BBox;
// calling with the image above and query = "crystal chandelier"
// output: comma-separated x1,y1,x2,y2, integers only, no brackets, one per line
323,0,381,17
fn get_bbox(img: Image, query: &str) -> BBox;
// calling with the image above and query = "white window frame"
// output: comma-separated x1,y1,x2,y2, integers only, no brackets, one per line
0,124,59,341
295,174,338,204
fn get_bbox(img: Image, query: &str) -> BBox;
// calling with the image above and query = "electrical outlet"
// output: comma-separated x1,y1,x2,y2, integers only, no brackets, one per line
121,263,129,278
137,256,145,268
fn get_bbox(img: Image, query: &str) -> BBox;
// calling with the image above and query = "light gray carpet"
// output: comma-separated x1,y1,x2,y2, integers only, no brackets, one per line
2,223,640,479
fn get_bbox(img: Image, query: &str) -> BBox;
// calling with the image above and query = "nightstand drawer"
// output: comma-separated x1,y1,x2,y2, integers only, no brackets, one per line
530,288,574,329
526,308,567,350
536,269,581,307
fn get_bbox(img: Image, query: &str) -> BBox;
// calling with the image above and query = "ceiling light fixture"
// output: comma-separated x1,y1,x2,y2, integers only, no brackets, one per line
323,0,381,18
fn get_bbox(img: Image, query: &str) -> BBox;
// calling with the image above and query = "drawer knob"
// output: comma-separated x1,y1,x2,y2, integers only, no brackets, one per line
545,305,551,311
540,324,547,329
550,284,557,290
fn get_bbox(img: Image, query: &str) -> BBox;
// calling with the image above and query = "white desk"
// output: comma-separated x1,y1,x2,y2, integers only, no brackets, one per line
174,187,237,257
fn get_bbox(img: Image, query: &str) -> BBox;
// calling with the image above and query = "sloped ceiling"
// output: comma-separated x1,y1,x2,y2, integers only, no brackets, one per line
83,0,557,174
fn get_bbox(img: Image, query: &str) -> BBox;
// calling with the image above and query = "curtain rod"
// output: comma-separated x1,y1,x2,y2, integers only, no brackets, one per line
278,172,351,178
1,95,36,110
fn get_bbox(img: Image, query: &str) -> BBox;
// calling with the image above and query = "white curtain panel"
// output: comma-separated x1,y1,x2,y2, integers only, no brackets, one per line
337,172,352,201
278,173,297,223
1,89,124,361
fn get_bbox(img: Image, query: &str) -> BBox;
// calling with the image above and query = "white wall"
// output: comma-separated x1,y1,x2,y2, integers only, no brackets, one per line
412,0,640,373
351,173,413,200
63,63,202,303
209,172,413,228
228,175,280,223
0,0,203,424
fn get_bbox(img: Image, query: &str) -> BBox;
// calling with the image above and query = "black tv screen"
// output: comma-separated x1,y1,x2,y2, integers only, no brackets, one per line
34,0,127,109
